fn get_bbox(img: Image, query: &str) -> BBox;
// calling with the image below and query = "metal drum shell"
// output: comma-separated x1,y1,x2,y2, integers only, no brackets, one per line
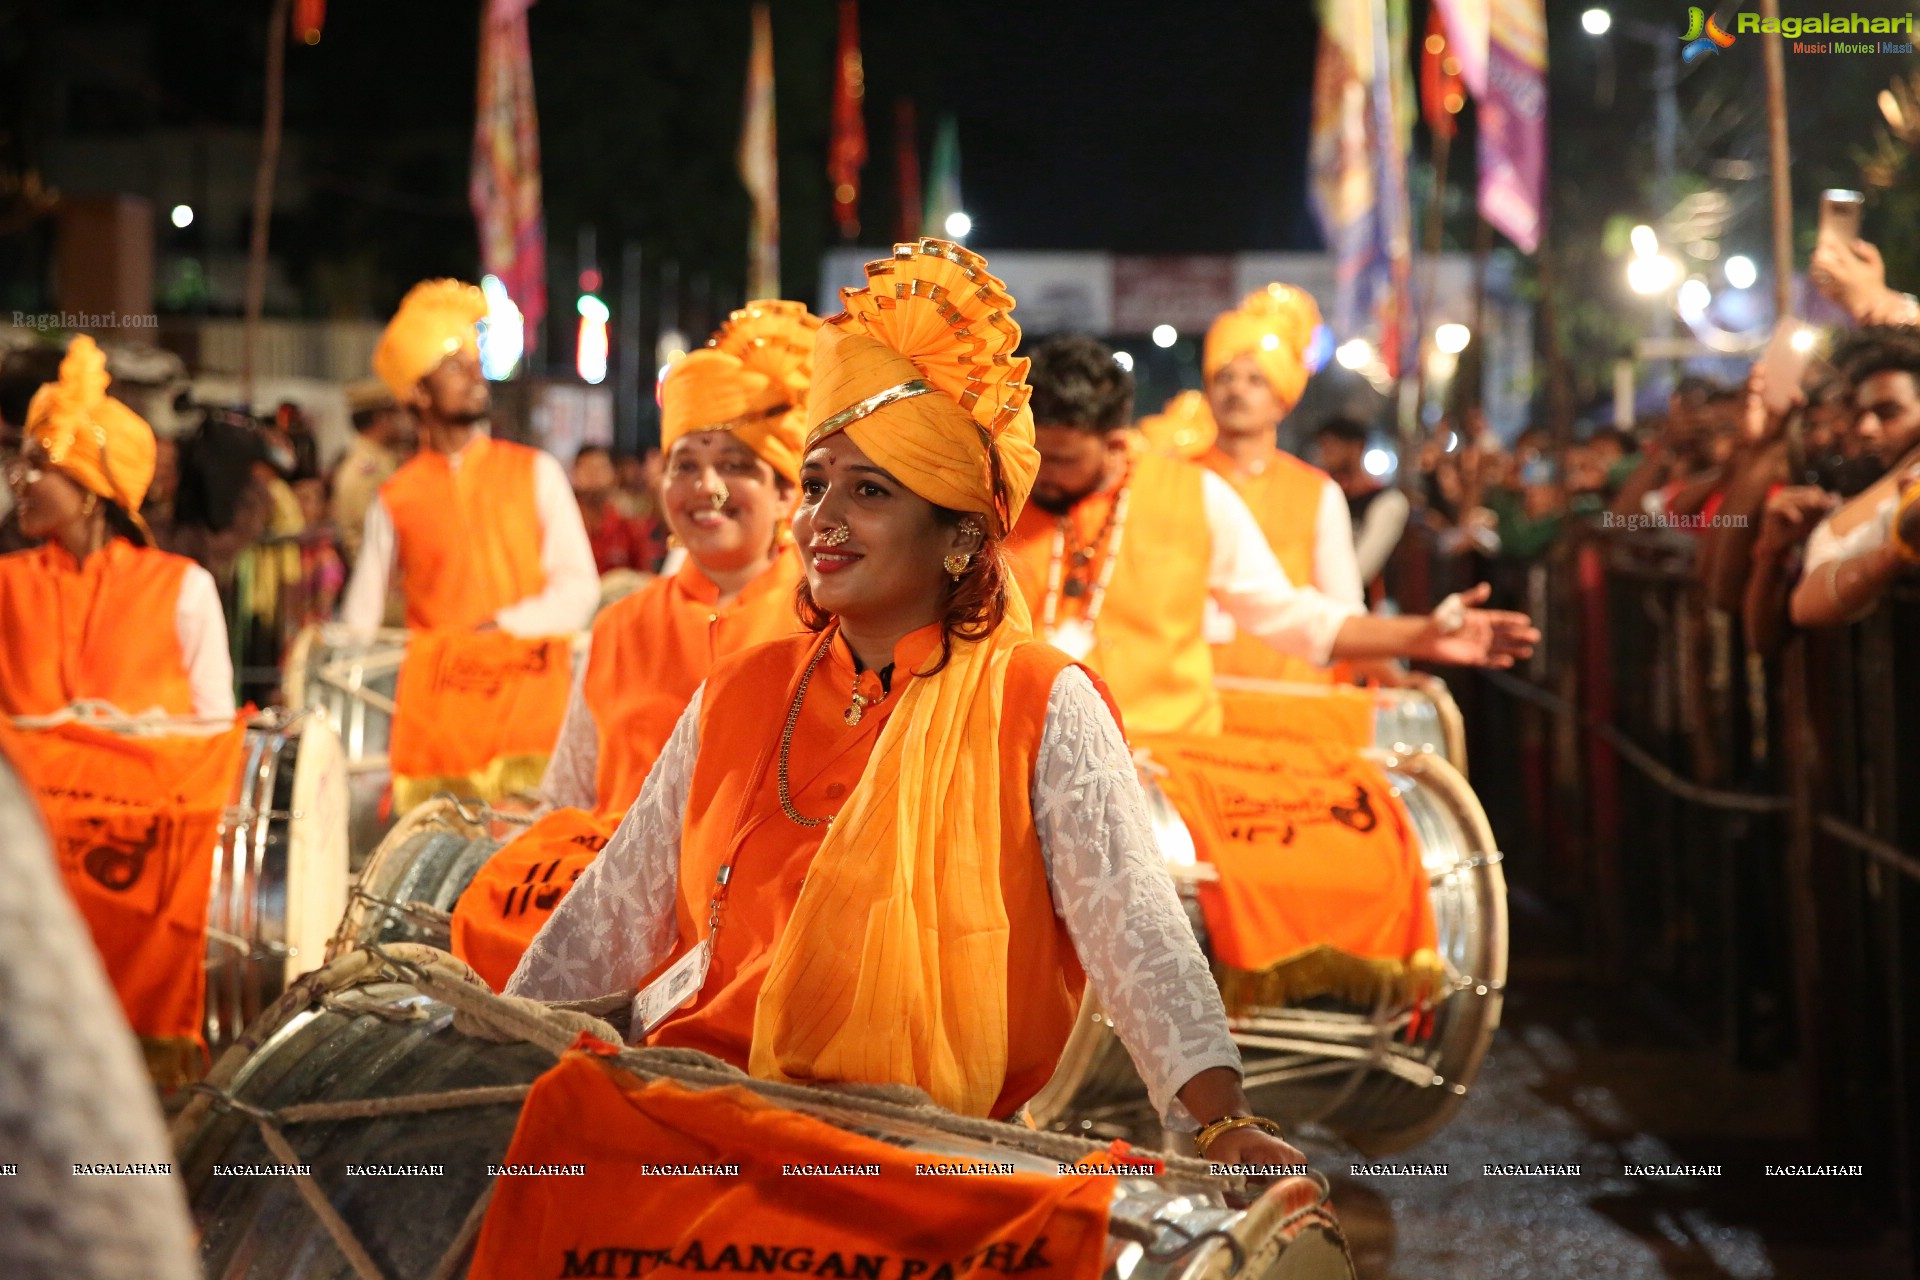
329,797,501,958
175,956,1355,1280
1028,748,1504,1156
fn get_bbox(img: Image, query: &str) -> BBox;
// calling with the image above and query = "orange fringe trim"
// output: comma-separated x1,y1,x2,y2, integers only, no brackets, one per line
1214,946,1447,1017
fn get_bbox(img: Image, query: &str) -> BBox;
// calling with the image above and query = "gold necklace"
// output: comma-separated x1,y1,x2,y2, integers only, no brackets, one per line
844,670,886,726
777,636,835,827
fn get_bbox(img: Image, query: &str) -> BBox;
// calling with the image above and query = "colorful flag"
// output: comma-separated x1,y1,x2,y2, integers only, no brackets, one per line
470,0,547,348
1310,0,1415,376
1478,0,1546,253
739,3,780,299
894,98,922,241
922,114,963,241
828,0,867,242
1421,7,1465,140
1429,0,1490,98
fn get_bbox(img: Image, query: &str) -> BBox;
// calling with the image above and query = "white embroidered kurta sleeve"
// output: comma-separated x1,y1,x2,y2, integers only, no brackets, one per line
336,496,396,640
174,562,236,718
1034,665,1241,1126
536,633,599,812
504,687,699,1000
1313,477,1366,607
492,450,600,637
1202,469,1365,666
509,667,1243,1128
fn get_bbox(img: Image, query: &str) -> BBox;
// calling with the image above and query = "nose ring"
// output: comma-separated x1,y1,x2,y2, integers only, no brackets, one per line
819,525,851,547
709,483,730,512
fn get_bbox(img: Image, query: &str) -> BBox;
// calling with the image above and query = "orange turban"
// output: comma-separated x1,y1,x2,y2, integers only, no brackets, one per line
1203,283,1324,409
372,279,488,401
1137,389,1217,460
26,335,156,519
804,239,1037,536
660,299,822,483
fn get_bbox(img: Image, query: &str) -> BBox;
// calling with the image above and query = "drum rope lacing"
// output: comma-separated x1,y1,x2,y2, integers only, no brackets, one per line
182,943,1339,1280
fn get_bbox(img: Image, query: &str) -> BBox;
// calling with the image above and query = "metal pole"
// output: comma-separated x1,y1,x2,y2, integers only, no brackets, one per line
242,0,292,408
1761,0,1794,319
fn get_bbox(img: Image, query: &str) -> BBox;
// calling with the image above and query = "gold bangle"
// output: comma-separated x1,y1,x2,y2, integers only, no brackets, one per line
1192,1114,1285,1158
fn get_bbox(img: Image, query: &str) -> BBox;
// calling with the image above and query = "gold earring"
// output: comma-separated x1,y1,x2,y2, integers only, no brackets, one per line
81,493,98,518
944,551,973,580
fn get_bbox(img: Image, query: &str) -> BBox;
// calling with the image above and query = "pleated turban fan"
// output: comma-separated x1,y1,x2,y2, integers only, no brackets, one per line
1138,389,1218,461
1203,283,1325,409
660,300,824,484
26,335,157,520
803,239,1039,537
373,279,489,401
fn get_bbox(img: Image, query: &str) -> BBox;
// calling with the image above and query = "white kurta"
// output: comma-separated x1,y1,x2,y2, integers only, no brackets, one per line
174,562,236,718
336,441,598,639
506,667,1243,1128
1199,469,1366,665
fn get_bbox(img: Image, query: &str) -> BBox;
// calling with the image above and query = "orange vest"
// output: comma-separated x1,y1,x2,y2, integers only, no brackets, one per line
0,540,196,718
649,627,1085,1119
584,551,803,816
1006,446,1220,736
1202,447,1338,685
381,436,547,630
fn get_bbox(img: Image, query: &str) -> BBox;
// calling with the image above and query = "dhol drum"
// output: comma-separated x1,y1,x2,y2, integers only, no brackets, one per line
1216,674,1469,774
328,796,504,957
203,714,352,1053
174,947,1356,1280
285,624,405,865
1028,748,1505,1155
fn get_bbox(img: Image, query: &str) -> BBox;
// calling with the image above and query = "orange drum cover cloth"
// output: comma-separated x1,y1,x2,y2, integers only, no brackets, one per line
467,1049,1115,1280
1139,730,1439,1010
0,717,247,1084
388,630,573,813
1217,683,1373,752
452,807,615,990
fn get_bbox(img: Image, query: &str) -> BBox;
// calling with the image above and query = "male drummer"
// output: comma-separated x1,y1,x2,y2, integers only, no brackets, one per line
337,280,597,639
1005,335,1536,736
1201,286,1365,683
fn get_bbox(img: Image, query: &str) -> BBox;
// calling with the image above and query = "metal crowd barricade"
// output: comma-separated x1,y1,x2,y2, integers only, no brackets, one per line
1441,521,1919,1259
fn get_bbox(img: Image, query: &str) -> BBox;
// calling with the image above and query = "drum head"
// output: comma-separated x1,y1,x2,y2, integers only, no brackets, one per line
284,717,349,988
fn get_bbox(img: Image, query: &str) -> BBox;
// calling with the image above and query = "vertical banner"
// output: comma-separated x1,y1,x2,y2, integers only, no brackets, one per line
1478,0,1546,252
470,0,548,348
1310,0,1415,375
922,114,963,240
828,0,867,241
739,3,781,299
1430,0,1490,98
894,98,922,240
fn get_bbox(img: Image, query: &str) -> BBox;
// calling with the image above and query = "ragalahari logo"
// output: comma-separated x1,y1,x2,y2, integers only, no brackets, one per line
1681,7,1737,62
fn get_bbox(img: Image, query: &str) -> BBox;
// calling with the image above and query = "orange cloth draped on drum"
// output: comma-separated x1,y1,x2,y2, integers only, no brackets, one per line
1138,729,1440,1010
647,626,1089,1120
1005,441,1221,736
387,631,573,813
452,806,616,991
583,550,803,817
0,540,195,717
380,435,547,631
466,1049,1116,1280
0,717,247,1085
1217,682,1374,751
1201,447,1340,686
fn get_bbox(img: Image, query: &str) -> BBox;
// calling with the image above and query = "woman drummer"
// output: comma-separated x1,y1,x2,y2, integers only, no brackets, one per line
508,241,1302,1168
0,336,234,720
538,301,818,815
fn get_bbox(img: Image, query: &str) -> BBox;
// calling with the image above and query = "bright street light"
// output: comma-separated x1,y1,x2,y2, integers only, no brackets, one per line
1151,324,1178,349
943,211,972,239
1111,350,1134,372
1676,278,1711,318
1434,322,1471,355
1335,338,1374,370
1630,223,1659,258
1581,8,1612,36
170,204,194,229
1363,447,1395,477
1790,327,1817,354
1724,254,1757,290
1627,255,1679,295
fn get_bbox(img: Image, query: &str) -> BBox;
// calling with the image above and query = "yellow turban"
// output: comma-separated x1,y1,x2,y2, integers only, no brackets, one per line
26,335,157,519
1203,283,1324,409
372,279,488,401
804,239,1037,536
1137,389,1217,460
661,299,822,483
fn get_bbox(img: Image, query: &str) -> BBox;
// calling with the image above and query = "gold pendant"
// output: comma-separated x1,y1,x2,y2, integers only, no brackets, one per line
844,695,868,727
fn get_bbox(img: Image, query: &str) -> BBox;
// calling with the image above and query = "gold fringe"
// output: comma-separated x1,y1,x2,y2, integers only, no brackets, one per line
142,1036,206,1092
1214,946,1447,1016
391,753,552,817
